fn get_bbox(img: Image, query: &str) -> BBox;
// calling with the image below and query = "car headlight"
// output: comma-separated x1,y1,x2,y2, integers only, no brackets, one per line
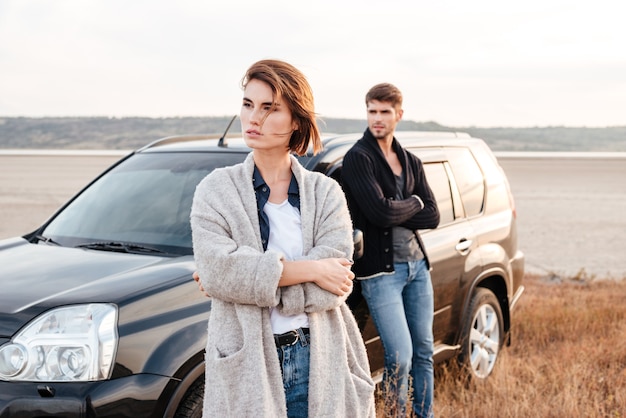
0,303,118,382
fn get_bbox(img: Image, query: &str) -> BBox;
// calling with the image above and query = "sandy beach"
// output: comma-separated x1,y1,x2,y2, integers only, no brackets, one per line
1,152,625,279
498,154,626,279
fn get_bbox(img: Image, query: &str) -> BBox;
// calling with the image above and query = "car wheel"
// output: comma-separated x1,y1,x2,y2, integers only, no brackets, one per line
173,377,204,418
458,287,504,380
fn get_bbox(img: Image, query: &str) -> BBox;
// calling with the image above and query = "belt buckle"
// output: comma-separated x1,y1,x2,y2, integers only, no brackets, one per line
275,329,300,347
285,330,299,346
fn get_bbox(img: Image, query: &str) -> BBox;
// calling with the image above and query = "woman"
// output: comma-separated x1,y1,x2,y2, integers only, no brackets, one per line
190,59,375,417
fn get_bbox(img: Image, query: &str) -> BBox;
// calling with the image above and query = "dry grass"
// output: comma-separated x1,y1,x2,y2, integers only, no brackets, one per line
430,274,626,418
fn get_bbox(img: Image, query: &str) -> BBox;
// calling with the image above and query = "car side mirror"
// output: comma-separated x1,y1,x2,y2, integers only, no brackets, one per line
353,229,364,260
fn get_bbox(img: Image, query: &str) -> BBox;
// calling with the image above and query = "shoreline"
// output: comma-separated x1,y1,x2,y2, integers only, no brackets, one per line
3,149,626,158
1,152,625,279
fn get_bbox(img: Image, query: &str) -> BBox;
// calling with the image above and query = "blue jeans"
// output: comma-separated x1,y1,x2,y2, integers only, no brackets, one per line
361,259,434,418
277,328,310,418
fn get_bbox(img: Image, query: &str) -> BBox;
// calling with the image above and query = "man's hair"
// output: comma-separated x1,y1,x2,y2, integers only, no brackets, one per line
241,59,321,156
365,83,403,109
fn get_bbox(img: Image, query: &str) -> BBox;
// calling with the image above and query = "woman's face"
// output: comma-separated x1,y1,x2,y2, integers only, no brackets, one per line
240,78,296,152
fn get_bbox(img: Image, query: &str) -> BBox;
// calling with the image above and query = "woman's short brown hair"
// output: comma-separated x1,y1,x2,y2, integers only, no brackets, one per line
241,59,322,156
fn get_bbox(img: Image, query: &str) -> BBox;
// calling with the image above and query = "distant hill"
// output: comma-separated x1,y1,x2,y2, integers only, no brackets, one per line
0,116,625,151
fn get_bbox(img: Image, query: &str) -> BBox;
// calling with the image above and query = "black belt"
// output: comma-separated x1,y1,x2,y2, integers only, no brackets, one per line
274,328,309,347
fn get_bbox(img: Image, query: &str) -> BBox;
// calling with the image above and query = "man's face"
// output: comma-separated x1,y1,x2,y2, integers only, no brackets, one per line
366,99,403,140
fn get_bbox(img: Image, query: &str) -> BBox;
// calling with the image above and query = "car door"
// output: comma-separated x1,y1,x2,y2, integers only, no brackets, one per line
416,155,481,346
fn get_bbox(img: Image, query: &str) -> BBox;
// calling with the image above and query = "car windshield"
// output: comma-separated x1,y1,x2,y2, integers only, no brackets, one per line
42,151,247,256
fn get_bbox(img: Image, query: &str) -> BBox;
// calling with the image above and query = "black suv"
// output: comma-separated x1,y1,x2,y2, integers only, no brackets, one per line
0,131,524,417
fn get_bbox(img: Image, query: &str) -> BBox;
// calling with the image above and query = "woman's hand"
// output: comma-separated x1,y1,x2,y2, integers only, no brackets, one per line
192,271,210,297
281,258,355,296
312,258,355,296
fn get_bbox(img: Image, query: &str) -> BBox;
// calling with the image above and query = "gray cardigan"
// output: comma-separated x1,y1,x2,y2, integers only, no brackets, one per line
190,153,375,417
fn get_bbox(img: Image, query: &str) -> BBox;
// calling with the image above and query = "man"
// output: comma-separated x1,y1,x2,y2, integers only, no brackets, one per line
341,83,440,418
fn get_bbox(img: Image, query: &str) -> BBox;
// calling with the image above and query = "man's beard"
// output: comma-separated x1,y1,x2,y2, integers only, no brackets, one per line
370,126,389,139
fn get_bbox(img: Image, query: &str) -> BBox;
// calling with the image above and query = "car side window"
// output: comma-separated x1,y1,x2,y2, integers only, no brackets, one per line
446,148,485,217
423,162,454,226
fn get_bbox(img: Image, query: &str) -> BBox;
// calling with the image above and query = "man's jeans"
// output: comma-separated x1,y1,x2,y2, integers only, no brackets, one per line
277,328,310,418
361,259,434,418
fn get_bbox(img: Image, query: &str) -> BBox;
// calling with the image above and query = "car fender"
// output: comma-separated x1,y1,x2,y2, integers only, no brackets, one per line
163,355,205,418
456,264,512,344
142,313,208,377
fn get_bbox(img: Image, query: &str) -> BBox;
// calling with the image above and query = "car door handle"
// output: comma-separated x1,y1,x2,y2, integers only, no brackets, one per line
455,239,472,253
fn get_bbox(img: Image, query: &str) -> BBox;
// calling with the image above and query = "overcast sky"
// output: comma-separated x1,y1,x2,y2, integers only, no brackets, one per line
1,0,624,127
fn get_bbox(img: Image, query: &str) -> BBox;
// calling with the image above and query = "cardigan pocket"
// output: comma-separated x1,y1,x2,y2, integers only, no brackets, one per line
205,343,253,413
209,323,244,360
345,317,376,416
348,370,376,417
206,303,245,359
213,339,245,360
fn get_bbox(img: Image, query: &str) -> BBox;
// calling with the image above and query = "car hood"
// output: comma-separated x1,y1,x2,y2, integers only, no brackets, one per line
0,237,195,337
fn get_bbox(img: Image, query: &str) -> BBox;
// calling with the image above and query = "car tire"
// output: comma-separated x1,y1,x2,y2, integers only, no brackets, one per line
458,287,504,380
173,377,204,418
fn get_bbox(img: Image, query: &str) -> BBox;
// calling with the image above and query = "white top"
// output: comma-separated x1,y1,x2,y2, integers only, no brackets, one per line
264,199,309,334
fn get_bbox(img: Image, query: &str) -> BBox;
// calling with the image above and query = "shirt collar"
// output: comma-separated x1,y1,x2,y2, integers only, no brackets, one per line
252,165,265,190
253,165,300,209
